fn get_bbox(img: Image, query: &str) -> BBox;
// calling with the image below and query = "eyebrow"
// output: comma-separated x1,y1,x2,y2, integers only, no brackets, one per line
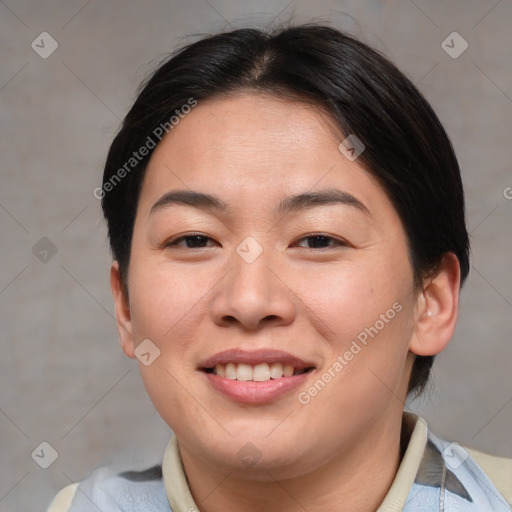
149,188,370,217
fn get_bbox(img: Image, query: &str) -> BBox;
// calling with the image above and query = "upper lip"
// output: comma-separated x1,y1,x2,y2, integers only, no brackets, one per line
199,349,315,371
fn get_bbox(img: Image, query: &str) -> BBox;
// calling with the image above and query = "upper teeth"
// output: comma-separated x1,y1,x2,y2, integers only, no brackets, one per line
213,363,302,381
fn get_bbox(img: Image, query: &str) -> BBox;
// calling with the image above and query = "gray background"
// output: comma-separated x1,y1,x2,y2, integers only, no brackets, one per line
1,1,511,511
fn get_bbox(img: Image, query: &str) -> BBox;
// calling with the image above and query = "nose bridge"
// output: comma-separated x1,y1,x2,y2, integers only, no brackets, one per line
209,239,296,329
232,248,274,301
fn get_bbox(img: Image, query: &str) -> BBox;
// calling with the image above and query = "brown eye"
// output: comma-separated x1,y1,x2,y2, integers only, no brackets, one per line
167,234,217,248
295,235,347,249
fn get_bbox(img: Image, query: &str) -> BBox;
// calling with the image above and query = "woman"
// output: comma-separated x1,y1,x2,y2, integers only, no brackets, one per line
49,23,512,512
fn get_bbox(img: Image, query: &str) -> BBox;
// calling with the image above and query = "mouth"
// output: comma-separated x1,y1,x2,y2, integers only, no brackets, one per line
202,362,314,381
199,349,316,403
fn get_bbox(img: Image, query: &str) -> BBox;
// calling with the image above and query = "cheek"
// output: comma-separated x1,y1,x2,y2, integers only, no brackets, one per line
128,258,216,428
303,292,414,411
137,361,214,441
128,254,213,345
292,259,408,345
292,255,415,400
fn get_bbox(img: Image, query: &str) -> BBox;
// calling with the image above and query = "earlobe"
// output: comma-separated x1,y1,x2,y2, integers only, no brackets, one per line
110,262,136,359
410,253,461,356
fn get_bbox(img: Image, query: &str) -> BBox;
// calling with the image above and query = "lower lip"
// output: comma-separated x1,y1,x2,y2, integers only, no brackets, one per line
204,372,311,404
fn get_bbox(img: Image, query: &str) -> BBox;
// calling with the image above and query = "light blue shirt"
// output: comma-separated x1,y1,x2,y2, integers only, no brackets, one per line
56,418,512,512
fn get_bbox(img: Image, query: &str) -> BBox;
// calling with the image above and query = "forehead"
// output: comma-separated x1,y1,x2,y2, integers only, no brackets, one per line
137,93,392,220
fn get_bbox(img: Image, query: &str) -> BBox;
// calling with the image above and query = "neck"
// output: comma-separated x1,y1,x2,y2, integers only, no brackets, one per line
179,412,407,512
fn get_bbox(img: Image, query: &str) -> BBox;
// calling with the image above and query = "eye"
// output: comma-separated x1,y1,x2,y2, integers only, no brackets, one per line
165,233,347,250
165,233,218,249
293,234,348,249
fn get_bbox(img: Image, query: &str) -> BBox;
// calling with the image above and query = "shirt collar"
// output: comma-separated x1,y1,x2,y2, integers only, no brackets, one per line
377,412,428,511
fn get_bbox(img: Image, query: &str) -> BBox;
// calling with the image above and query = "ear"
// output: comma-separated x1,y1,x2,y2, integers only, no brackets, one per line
110,261,136,359
409,252,461,356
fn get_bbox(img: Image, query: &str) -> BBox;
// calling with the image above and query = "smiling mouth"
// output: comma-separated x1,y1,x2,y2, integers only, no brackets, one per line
202,363,315,382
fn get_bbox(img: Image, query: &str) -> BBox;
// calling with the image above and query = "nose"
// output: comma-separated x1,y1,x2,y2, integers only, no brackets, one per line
209,250,296,331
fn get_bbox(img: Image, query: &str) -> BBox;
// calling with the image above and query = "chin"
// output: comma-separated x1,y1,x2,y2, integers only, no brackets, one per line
190,431,312,479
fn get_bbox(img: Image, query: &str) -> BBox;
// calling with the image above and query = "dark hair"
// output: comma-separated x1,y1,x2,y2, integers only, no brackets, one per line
101,23,470,395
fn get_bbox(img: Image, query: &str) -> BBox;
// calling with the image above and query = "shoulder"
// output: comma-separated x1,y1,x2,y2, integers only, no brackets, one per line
413,415,512,510
464,446,512,506
47,483,78,512
47,465,170,512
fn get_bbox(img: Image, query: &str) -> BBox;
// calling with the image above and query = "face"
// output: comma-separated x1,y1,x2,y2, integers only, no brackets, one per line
116,93,422,479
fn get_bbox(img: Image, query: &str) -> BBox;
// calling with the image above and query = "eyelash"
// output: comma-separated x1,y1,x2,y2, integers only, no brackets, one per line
165,233,349,250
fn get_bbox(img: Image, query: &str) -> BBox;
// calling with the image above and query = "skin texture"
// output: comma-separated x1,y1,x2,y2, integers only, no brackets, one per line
110,92,461,512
